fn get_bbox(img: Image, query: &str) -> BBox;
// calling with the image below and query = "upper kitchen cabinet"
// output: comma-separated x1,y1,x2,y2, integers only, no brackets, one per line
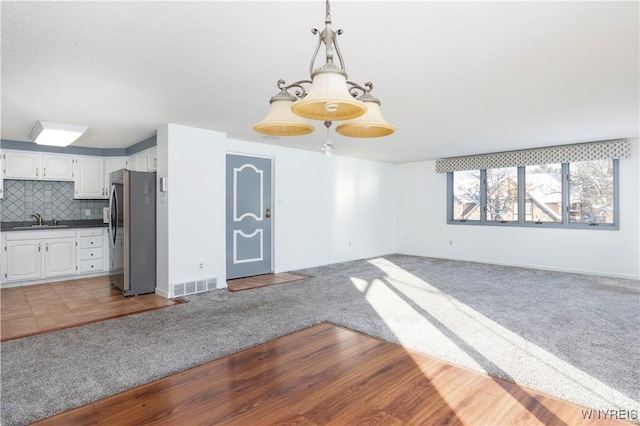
42,154,74,180
104,157,128,189
3,150,39,179
73,156,105,199
128,147,157,172
128,150,148,172
147,146,157,171
0,153,4,199
3,150,74,181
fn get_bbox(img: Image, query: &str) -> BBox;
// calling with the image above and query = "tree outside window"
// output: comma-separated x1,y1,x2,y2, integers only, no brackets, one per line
485,167,518,221
569,159,614,224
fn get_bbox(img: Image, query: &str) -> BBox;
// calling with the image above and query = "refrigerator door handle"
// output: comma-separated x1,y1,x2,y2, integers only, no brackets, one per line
109,184,118,247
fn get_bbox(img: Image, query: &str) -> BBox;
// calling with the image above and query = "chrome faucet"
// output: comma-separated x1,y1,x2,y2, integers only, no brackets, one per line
30,213,43,226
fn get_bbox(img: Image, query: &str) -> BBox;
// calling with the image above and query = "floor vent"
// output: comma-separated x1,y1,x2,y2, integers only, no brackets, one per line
172,277,216,297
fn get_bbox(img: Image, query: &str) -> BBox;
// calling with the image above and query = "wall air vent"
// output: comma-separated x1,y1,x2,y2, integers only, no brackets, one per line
172,277,217,298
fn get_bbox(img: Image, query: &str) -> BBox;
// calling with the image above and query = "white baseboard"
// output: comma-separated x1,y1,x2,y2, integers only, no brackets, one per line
396,251,640,281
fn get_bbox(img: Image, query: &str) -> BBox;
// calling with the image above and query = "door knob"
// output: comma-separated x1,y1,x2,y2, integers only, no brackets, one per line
266,208,271,219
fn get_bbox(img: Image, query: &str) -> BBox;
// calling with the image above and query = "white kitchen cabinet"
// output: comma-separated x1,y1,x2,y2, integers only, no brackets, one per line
3,150,40,179
5,240,42,281
77,228,105,273
146,146,157,171
4,230,77,281
42,154,74,181
2,229,106,284
104,157,128,194
44,237,76,277
3,150,74,181
74,156,105,199
0,153,4,199
128,151,148,172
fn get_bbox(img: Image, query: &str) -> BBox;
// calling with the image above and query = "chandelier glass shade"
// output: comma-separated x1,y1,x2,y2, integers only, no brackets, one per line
289,64,366,121
253,89,315,136
336,91,396,138
255,0,394,148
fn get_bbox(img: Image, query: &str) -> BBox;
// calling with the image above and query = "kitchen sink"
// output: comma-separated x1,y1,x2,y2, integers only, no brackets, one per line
12,225,69,229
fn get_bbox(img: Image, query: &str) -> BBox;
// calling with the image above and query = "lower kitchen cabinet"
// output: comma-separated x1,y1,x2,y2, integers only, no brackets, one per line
44,237,77,277
5,240,43,281
1,228,107,285
4,231,76,281
77,229,105,274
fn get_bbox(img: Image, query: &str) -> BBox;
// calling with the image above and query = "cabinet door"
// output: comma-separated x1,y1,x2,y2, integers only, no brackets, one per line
6,240,42,281
0,153,4,199
74,157,105,199
128,152,148,172
4,151,40,179
42,154,74,181
147,147,157,171
104,157,128,196
44,237,77,277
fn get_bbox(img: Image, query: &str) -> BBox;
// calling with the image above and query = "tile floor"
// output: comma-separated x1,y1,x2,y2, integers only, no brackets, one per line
1,276,181,342
226,272,310,292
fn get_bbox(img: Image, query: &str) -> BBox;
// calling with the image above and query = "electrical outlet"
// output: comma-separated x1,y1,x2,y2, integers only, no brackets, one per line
85,209,91,217
198,263,203,270
449,240,453,245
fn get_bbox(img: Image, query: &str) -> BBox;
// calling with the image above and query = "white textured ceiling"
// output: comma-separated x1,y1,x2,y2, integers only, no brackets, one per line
2,1,638,163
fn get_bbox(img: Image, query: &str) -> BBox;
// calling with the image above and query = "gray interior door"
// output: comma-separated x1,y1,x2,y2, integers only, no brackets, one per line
226,154,272,279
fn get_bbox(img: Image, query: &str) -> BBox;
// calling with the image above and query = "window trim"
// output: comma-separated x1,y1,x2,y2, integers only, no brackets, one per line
447,159,619,230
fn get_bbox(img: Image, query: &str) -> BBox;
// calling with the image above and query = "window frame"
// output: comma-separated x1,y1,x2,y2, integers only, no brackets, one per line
446,159,619,230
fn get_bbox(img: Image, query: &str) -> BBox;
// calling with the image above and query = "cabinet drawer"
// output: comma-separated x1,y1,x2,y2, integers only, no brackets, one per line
78,236,102,248
77,228,104,237
78,259,103,273
78,247,103,261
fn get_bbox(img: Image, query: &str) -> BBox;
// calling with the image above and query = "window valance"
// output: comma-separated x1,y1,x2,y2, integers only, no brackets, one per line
435,139,631,173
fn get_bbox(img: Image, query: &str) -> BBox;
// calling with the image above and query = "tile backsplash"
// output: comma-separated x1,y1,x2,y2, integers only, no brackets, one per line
1,180,108,222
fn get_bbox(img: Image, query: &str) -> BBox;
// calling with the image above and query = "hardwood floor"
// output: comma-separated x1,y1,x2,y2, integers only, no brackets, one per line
32,322,628,425
227,272,310,292
0,276,182,341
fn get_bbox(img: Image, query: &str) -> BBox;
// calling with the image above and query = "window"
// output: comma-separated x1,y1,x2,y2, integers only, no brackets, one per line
524,164,562,223
440,140,628,229
569,159,615,225
452,170,480,221
446,159,619,230
486,167,518,222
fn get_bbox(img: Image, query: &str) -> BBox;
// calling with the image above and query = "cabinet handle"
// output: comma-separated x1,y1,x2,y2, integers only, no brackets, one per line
36,167,39,177
45,243,49,252
91,253,94,256
43,168,47,177
154,158,157,168
38,244,41,252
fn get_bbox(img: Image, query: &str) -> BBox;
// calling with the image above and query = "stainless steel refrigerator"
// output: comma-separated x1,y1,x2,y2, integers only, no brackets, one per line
109,169,156,296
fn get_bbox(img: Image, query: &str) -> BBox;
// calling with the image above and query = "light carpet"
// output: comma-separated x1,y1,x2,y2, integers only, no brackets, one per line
1,254,638,425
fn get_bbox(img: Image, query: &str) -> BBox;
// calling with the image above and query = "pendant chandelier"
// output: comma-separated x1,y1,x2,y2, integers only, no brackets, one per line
254,0,395,154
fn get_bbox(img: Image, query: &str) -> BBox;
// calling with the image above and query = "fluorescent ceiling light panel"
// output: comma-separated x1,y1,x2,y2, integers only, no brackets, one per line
29,121,88,147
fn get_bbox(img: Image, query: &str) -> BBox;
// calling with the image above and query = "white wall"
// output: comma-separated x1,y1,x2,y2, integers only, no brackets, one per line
156,124,226,297
396,138,640,280
227,138,397,273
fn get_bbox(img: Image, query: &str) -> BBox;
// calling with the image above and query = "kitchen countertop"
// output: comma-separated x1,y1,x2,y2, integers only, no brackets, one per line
1,220,108,232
